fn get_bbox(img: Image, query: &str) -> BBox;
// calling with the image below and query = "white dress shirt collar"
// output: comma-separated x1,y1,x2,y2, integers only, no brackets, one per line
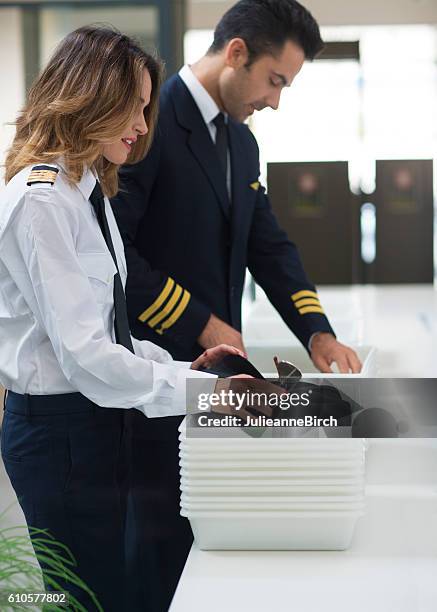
50,157,97,202
76,166,97,201
179,64,224,126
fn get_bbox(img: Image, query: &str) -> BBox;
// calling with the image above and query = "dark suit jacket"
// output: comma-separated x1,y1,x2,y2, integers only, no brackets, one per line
111,74,335,361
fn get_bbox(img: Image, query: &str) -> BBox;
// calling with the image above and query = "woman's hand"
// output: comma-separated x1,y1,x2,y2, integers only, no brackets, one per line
191,344,247,371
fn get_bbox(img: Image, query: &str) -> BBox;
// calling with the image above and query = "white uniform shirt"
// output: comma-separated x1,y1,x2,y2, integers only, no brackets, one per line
179,64,232,198
0,162,216,417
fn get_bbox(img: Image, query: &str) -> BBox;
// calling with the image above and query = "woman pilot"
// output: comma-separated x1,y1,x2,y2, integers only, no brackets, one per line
0,25,244,610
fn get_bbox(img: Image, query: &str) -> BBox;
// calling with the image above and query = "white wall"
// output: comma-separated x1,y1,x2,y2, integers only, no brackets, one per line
0,9,24,182
188,0,437,29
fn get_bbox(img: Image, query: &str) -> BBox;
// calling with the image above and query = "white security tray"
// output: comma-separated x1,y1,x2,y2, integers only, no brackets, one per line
181,509,364,550
180,481,365,494
181,500,365,511
179,446,365,460
180,467,365,478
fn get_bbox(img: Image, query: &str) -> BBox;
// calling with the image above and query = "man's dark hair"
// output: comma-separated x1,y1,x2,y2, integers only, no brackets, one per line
208,0,324,64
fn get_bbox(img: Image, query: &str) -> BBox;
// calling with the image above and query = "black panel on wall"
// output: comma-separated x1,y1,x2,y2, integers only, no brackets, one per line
374,160,434,284
267,162,360,285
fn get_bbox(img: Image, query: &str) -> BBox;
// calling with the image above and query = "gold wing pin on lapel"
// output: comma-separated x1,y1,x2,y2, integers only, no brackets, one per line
250,181,260,191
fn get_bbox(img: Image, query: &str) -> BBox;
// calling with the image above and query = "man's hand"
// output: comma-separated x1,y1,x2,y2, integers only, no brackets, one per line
311,333,362,374
191,345,246,371
198,314,246,354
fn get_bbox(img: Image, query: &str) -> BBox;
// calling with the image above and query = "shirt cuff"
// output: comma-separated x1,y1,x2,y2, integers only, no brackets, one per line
139,368,217,418
308,332,321,353
173,360,193,370
173,369,217,416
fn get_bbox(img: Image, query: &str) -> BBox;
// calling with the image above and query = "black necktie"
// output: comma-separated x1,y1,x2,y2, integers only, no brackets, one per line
89,182,134,353
213,112,229,179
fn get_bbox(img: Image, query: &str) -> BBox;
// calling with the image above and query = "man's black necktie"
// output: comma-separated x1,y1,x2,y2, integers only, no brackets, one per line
213,112,229,179
89,181,134,353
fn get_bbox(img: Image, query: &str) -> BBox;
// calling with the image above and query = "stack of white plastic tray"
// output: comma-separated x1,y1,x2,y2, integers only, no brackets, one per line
179,421,367,550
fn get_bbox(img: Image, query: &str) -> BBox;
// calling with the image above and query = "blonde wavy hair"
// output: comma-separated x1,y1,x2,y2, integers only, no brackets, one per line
5,25,163,197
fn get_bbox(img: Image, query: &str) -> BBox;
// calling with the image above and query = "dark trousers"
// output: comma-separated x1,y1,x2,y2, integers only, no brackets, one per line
127,410,192,612
1,391,133,612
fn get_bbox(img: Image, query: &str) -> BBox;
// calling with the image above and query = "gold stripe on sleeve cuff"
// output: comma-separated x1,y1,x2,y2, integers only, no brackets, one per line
148,284,183,328
291,289,319,302
156,290,191,335
298,305,325,315
138,277,175,323
294,297,321,309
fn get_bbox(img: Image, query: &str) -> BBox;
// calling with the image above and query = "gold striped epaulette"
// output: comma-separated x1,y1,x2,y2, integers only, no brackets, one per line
27,165,59,187
138,277,191,335
291,289,325,316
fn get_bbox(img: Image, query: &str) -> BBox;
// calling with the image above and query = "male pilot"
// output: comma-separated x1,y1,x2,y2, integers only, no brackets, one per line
112,1,361,609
